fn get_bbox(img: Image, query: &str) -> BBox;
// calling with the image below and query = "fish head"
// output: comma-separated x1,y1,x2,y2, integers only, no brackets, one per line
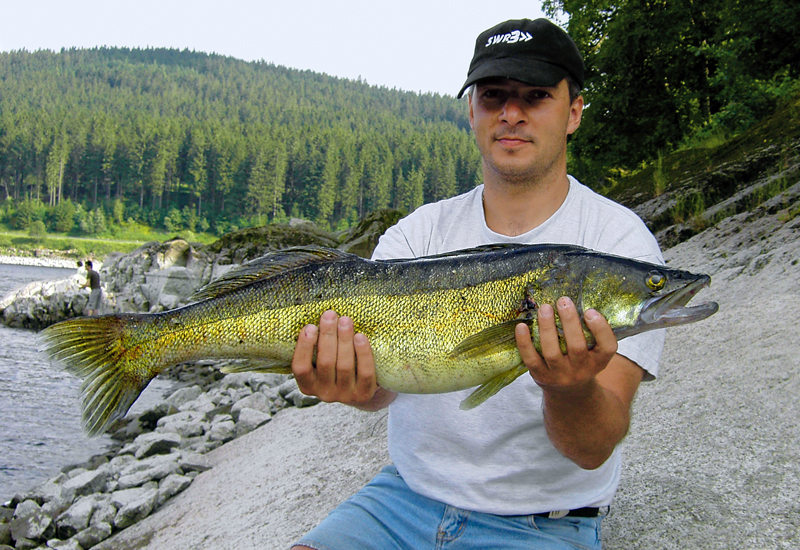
561,252,719,340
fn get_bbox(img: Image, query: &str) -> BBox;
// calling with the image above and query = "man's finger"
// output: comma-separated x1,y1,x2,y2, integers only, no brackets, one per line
536,303,563,365
556,297,588,358
291,323,318,390
351,332,379,402
584,308,618,357
335,315,356,390
314,310,339,388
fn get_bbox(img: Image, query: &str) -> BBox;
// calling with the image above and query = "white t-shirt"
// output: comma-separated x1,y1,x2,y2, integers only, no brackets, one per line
371,177,665,515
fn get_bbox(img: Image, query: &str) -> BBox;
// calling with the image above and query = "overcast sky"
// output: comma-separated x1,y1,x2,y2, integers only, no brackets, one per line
0,1,555,97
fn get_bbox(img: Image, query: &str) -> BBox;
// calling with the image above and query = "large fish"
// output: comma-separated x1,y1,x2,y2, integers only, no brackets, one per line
41,244,718,435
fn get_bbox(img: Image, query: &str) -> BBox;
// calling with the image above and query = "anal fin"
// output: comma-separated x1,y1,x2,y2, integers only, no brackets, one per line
220,359,293,375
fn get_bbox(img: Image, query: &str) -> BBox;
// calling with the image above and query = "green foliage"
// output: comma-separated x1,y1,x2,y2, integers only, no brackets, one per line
164,208,182,233
28,220,47,241
79,208,108,235
12,199,45,230
670,192,707,230
112,199,125,225
53,198,77,232
0,47,480,233
544,0,800,185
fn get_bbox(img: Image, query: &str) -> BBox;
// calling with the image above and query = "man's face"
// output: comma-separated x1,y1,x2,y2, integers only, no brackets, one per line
468,78,583,185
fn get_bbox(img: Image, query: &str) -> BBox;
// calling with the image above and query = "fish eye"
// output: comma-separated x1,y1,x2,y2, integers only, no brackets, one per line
646,271,666,291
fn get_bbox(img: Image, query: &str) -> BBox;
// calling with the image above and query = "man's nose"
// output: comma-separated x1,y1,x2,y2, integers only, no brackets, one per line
500,97,527,125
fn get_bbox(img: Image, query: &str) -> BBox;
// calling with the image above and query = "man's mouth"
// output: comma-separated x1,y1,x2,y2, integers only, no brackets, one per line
495,135,531,146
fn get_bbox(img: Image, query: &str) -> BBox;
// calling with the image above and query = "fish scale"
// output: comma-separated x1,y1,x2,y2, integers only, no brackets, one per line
41,244,718,436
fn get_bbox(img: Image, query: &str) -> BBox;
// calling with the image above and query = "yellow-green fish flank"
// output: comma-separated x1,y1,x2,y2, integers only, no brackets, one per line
41,244,718,435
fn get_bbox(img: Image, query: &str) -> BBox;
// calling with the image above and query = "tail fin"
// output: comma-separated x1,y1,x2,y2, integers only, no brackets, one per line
40,315,153,436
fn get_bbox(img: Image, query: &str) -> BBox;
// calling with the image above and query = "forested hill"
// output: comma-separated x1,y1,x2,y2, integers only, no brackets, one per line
0,47,481,233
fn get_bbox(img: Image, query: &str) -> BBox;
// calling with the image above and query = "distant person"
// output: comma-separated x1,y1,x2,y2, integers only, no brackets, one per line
73,260,86,285
82,260,102,316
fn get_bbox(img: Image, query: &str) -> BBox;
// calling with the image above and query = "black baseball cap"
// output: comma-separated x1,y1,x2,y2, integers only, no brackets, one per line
457,18,585,98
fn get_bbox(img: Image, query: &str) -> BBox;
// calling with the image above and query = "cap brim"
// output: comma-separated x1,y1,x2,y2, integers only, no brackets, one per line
456,58,569,98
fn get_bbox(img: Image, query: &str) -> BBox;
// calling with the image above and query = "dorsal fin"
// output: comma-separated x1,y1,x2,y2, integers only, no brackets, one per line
379,243,589,264
192,246,356,300
380,243,532,264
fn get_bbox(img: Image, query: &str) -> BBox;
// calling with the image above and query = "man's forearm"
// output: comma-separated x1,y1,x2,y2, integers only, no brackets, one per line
541,379,631,470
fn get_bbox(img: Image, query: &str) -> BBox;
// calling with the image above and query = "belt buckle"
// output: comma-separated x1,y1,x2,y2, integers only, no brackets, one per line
548,510,569,519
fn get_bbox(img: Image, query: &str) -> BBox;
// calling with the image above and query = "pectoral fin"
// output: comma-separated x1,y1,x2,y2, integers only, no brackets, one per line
459,363,529,410
448,320,522,359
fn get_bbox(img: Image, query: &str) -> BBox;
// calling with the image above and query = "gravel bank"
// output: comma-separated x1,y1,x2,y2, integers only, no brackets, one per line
0,256,78,269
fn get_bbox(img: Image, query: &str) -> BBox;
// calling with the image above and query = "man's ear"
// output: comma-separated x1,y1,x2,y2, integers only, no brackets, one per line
567,95,583,136
468,94,475,131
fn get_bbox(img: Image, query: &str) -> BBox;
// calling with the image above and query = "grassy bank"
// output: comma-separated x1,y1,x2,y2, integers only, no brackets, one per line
0,223,218,262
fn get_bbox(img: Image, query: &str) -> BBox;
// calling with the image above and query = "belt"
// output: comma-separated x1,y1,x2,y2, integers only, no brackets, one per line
533,507,606,519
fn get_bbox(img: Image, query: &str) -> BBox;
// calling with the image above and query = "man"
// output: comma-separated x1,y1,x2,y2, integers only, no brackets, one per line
82,260,102,316
291,18,664,550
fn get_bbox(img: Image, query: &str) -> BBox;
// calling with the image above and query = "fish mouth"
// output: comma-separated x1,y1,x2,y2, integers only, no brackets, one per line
639,275,719,328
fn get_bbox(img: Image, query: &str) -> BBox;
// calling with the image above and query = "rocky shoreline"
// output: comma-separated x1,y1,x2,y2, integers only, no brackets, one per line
0,214,402,549
0,361,321,550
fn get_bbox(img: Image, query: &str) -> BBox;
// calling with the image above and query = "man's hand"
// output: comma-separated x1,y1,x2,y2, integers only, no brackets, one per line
516,296,617,390
291,310,396,411
515,296,643,469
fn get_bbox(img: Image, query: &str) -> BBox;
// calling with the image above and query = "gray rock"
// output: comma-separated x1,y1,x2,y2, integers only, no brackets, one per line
108,454,137,471
218,373,252,391
144,266,199,310
113,487,158,529
0,523,10,546
109,487,150,510
157,474,193,507
207,417,236,443
132,432,182,459
235,408,272,437
176,452,211,474
66,467,88,479
155,410,207,438
10,499,56,541
75,521,113,549
63,466,111,500
23,474,69,505
229,386,253,402
230,392,271,421
116,454,182,490
41,495,72,521
178,393,217,414
286,389,321,408
164,385,203,409
137,403,179,431
277,378,299,398
89,500,117,527
46,536,83,550
12,537,39,550
56,495,100,539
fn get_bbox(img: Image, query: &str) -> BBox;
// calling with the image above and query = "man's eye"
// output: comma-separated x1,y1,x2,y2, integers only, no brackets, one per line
526,91,551,102
482,90,507,101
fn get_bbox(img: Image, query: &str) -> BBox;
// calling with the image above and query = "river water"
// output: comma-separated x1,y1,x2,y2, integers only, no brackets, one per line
0,264,173,503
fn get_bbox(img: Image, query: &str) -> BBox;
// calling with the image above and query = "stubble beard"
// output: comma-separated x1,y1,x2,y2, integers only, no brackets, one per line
482,146,564,190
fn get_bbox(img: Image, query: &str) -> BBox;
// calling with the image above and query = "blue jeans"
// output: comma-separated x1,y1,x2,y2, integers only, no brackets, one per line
294,466,603,550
